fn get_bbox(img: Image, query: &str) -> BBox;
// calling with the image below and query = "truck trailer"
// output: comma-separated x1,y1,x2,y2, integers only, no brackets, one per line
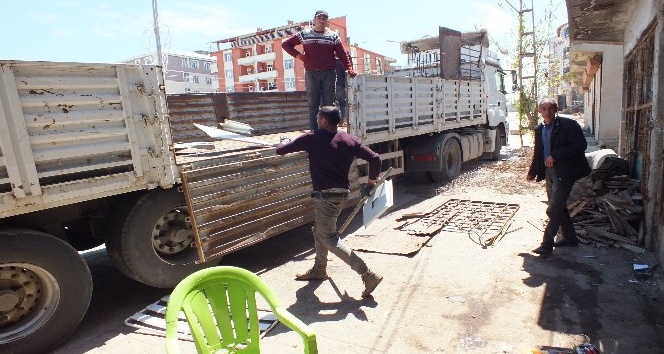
0,26,510,353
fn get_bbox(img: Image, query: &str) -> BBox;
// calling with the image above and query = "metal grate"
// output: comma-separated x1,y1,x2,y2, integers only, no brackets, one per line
399,199,519,238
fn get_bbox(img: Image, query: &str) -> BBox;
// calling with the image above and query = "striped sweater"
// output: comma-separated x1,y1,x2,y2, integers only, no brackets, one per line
282,27,352,72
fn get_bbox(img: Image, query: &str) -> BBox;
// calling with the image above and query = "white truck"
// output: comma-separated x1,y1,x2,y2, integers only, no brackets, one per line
346,27,509,183
0,26,509,354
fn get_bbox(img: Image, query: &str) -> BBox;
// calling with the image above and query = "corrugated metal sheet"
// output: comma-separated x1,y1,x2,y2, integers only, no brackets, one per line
166,91,309,142
179,147,361,262
222,91,309,134
166,93,219,143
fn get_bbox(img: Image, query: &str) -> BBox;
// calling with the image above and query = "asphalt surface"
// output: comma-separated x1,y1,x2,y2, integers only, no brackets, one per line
50,142,664,354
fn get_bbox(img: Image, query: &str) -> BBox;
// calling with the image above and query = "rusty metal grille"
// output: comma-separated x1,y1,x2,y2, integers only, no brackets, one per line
399,199,519,238
622,21,655,198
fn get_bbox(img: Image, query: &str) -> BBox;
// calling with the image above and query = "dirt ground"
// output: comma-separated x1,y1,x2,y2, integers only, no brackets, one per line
50,141,664,354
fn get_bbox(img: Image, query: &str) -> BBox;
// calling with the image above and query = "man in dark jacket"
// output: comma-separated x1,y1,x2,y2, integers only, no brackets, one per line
527,98,591,256
276,106,383,298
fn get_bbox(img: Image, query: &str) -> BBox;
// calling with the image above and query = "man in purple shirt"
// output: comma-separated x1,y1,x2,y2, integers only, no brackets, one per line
276,106,383,298
282,10,356,131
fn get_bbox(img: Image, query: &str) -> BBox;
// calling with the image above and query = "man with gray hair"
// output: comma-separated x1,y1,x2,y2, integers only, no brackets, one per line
527,98,591,256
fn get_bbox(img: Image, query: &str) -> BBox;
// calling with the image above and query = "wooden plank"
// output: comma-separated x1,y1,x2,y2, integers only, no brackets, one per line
587,226,637,245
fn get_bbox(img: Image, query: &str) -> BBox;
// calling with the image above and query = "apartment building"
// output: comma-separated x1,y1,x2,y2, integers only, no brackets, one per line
210,16,395,93
547,23,583,112
123,50,219,94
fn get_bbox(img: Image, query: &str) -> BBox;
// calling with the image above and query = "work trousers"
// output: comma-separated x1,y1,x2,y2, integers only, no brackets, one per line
542,168,576,245
311,190,368,275
305,70,336,131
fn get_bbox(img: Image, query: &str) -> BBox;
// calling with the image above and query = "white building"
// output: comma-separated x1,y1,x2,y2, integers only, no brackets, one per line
123,50,219,94
547,23,583,113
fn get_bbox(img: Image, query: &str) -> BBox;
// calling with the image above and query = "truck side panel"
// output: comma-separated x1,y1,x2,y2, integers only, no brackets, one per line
0,61,176,218
348,75,485,145
179,148,361,262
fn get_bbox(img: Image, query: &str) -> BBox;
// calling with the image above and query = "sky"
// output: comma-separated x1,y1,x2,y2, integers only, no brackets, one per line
0,0,568,68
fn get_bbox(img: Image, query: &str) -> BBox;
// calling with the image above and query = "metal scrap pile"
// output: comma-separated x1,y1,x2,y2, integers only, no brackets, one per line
568,157,645,252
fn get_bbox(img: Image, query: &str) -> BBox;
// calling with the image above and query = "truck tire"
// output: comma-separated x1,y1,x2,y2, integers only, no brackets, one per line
490,135,503,161
0,229,92,354
431,138,462,182
106,188,208,288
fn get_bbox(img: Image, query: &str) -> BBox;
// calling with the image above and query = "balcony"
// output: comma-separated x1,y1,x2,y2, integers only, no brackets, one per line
237,52,277,66
238,69,278,83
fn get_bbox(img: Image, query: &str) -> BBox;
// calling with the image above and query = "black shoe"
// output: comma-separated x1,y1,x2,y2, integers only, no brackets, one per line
554,238,579,247
532,244,553,255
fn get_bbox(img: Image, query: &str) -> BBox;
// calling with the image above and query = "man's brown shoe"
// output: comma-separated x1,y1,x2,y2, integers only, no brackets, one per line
361,271,383,298
532,244,553,256
295,266,328,281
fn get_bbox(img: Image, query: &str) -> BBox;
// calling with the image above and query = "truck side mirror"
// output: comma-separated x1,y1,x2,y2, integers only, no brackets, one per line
509,70,518,91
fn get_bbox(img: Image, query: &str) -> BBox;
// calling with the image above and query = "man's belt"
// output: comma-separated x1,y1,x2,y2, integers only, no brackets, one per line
311,189,349,199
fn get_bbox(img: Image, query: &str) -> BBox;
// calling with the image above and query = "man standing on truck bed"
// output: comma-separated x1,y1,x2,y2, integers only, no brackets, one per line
276,106,383,298
527,98,590,256
282,10,356,131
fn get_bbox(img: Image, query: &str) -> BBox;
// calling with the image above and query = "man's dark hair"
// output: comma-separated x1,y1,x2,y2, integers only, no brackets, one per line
318,106,341,126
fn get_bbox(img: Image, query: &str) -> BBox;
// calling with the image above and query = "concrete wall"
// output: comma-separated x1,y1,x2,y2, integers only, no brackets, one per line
572,43,623,147
646,3,664,262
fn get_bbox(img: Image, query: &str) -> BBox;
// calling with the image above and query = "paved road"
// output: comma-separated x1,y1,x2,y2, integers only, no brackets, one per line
50,150,664,354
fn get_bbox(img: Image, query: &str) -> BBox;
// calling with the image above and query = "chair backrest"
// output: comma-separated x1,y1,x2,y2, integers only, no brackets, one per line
165,266,286,354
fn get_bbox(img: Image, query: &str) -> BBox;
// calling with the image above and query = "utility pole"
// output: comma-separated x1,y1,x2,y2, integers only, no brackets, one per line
504,0,538,144
152,0,163,66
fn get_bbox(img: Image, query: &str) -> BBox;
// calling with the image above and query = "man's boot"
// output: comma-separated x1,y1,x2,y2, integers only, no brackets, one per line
295,265,328,281
361,270,383,298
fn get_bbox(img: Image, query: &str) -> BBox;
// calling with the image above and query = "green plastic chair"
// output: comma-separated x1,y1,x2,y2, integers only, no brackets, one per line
165,266,317,354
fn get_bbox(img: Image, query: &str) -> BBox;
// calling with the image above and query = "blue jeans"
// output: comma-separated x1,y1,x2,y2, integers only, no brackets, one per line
305,70,336,131
311,190,368,275
542,168,576,245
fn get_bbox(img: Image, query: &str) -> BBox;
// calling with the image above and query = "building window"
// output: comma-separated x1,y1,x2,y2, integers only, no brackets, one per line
224,53,232,62
265,45,273,53
191,60,199,69
375,58,382,75
183,73,190,82
284,59,294,69
268,82,277,90
226,86,235,93
225,70,233,78
267,64,273,71
182,58,190,68
206,77,213,84
285,77,295,89
204,62,211,70
192,75,199,83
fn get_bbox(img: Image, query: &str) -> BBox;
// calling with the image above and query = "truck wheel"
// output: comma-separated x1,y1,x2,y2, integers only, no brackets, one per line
431,138,462,182
106,188,208,288
490,129,505,161
411,171,432,183
0,229,92,354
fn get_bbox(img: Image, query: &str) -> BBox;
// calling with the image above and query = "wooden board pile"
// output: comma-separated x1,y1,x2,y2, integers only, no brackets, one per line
568,158,646,253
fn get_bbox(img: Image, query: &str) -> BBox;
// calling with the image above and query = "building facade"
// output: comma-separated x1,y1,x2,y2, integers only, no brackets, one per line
210,16,395,93
566,0,664,264
123,51,219,94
